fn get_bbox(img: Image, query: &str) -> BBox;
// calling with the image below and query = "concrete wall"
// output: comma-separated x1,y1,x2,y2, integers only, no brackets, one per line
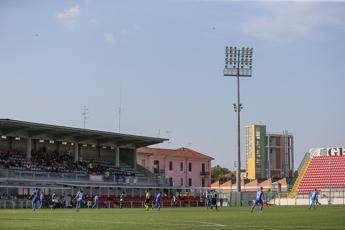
0,137,10,151
271,197,345,205
120,148,135,166
80,145,97,160
12,138,26,153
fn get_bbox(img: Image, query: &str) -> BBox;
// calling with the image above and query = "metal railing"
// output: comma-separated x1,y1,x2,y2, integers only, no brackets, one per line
0,168,157,186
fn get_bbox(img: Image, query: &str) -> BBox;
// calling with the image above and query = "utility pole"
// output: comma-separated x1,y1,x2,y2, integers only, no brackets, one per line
118,87,122,133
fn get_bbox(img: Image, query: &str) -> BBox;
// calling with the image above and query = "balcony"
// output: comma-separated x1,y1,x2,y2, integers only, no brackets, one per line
153,169,165,175
200,171,210,176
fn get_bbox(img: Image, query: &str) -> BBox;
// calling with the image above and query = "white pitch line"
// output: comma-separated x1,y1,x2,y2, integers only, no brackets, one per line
191,221,227,227
0,217,227,228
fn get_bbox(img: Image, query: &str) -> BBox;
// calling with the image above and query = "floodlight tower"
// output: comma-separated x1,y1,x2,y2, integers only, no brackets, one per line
81,105,89,129
223,46,253,193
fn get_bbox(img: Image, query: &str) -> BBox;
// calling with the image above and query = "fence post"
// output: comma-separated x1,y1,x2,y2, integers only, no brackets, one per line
179,201,182,208
131,201,133,208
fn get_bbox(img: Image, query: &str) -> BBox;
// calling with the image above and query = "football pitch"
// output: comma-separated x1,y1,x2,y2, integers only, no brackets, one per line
0,206,344,230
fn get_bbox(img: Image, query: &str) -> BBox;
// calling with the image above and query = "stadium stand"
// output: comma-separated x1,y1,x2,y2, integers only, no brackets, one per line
297,155,345,194
0,151,137,176
0,119,168,188
0,151,161,187
0,119,216,210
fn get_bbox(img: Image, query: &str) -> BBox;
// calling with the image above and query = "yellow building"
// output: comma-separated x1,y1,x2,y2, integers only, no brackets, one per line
245,124,267,180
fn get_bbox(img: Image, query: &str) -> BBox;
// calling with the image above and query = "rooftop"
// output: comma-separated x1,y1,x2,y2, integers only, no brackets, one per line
137,147,214,160
0,119,167,148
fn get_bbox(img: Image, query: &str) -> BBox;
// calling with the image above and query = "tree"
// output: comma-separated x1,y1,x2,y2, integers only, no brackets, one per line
211,165,230,183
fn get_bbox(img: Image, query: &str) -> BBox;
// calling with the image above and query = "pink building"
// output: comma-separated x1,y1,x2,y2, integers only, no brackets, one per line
137,147,213,187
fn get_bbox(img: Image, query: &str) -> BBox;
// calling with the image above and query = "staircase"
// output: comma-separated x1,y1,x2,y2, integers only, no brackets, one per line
289,153,311,198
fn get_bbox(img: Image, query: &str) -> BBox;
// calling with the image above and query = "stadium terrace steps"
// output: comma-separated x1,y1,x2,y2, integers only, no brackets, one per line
289,155,311,198
297,155,345,194
0,152,159,186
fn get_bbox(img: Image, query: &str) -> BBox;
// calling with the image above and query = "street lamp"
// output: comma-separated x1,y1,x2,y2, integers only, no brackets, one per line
223,46,253,194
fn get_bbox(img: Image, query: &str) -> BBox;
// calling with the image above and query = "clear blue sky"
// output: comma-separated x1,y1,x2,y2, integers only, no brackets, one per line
1,0,344,170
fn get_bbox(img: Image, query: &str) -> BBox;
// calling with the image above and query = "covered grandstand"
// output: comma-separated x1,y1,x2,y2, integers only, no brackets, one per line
0,119,184,208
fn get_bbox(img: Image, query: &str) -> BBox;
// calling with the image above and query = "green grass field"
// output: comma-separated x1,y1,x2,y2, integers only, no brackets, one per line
0,206,344,230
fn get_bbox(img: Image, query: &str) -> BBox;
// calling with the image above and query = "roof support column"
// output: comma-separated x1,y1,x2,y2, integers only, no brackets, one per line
115,147,120,167
74,143,79,162
26,137,32,159
133,148,137,170
33,139,38,155
56,141,61,156
8,136,13,153
97,145,101,159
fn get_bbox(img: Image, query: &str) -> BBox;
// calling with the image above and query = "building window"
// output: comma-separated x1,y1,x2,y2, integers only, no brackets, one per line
188,162,192,172
141,159,146,168
180,162,183,171
201,163,205,172
153,160,159,174
202,178,205,187
188,178,192,187
180,178,183,186
168,177,173,186
169,161,173,171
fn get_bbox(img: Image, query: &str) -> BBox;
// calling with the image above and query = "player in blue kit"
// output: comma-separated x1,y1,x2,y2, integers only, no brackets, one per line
75,189,84,211
154,191,161,211
251,187,265,213
31,188,39,211
32,188,40,211
309,189,318,209
39,190,44,209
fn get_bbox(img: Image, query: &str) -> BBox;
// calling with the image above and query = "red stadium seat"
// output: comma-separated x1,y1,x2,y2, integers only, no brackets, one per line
298,156,345,194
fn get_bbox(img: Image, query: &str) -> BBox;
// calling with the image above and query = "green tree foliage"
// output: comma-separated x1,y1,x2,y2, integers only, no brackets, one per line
211,165,231,183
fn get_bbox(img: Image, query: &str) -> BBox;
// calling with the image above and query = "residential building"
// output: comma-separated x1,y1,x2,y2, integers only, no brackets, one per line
137,147,213,187
245,124,294,180
267,132,294,179
245,124,267,180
